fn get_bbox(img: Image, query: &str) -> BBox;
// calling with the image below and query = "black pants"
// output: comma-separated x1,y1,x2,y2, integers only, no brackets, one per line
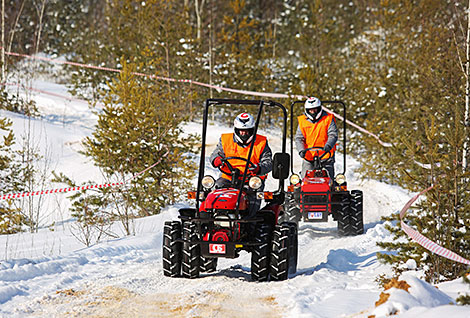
301,157,335,179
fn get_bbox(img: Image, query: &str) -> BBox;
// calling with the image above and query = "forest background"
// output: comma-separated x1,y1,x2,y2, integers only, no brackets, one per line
1,0,470,289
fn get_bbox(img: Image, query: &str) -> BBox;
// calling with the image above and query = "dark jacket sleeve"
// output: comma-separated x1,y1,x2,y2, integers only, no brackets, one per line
294,125,306,154
258,140,273,176
325,117,338,151
209,138,225,167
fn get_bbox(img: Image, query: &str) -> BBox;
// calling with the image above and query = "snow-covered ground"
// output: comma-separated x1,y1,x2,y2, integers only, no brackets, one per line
1,77,470,317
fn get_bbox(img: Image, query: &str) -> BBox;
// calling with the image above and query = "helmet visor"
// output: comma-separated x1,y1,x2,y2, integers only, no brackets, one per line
307,107,321,117
235,128,254,143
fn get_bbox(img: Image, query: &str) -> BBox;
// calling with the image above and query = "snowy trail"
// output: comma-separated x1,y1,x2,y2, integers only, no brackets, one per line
1,89,470,317
0,175,410,317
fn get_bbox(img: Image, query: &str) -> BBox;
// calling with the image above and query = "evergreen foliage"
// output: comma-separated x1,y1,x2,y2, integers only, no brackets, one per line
0,117,26,234
83,60,198,220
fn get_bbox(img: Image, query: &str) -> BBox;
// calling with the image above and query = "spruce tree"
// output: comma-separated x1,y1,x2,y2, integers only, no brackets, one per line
0,117,25,234
83,60,197,230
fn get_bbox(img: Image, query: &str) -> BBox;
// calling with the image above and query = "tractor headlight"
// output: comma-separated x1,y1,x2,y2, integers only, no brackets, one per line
202,175,215,189
335,174,346,185
289,174,301,185
249,176,263,190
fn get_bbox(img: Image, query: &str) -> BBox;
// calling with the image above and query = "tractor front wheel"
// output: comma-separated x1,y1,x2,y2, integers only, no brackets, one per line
200,257,218,273
270,223,291,281
181,222,201,279
251,224,270,282
280,192,301,224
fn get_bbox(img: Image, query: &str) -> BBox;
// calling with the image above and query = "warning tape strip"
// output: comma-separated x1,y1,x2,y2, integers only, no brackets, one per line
0,148,168,201
1,183,123,200
399,186,470,265
2,48,390,147
0,82,98,106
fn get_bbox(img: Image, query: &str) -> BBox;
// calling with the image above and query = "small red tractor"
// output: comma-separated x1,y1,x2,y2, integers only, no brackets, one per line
163,99,297,281
281,100,364,236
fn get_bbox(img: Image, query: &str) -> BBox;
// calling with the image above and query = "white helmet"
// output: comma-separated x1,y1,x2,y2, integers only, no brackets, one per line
234,113,255,145
304,97,322,121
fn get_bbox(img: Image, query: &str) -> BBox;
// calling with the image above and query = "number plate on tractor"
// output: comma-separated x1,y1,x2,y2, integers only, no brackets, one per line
209,244,226,254
308,212,323,219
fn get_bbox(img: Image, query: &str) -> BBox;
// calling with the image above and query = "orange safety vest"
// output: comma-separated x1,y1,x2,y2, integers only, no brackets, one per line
220,133,267,180
298,114,337,161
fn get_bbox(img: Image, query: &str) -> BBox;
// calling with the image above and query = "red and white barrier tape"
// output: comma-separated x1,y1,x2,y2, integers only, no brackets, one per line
399,185,470,265
1,182,123,200
0,82,97,106
2,48,390,147
0,148,168,201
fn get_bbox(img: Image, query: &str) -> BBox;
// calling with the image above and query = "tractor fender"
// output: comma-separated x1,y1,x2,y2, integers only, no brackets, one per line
178,208,196,218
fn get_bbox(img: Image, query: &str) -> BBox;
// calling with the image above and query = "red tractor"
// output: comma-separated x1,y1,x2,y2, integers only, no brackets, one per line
162,99,297,281
281,100,364,236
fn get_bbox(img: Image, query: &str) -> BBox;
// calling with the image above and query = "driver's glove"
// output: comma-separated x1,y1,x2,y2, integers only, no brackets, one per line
323,144,332,153
299,149,307,159
249,164,260,174
213,156,224,168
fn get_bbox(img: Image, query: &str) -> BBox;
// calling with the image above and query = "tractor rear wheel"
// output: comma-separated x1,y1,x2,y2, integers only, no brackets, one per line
251,224,270,282
349,190,364,235
162,221,182,277
270,223,290,281
337,195,351,236
181,222,201,279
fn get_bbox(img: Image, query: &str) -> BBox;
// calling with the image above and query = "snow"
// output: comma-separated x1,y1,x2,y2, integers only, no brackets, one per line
1,76,470,317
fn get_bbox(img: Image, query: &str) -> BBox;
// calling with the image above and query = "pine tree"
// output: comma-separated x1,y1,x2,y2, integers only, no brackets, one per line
83,60,197,233
0,117,25,234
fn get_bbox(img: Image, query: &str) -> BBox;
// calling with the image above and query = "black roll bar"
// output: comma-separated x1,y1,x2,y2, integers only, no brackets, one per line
197,99,288,216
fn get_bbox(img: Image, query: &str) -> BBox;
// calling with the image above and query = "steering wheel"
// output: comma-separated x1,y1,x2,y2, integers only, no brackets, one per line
219,156,257,176
303,146,329,161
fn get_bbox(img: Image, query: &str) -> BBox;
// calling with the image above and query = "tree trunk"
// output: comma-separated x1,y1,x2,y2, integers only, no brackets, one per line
463,0,470,172
195,0,205,40
1,0,4,83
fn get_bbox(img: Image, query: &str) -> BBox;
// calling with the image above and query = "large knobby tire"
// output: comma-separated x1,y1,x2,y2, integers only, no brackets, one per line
349,190,364,235
181,222,201,279
337,195,351,236
270,223,290,281
162,221,182,277
280,192,301,224
285,222,298,275
200,257,218,273
251,224,270,282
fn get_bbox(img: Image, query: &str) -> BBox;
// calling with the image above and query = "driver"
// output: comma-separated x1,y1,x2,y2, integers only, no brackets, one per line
210,112,273,213
295,97,338,178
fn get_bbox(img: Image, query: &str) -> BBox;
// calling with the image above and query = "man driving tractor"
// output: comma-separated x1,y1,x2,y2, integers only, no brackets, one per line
295,97,338,179
210,112,273,215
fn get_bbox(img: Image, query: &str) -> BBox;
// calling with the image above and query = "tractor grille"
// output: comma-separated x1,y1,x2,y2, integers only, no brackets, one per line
302,195,328,204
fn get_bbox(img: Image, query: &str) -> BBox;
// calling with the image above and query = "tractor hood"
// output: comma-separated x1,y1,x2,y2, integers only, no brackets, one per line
200,188,248,211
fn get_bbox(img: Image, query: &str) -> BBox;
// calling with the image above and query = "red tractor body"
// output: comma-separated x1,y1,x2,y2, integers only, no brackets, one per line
299,172,332,222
